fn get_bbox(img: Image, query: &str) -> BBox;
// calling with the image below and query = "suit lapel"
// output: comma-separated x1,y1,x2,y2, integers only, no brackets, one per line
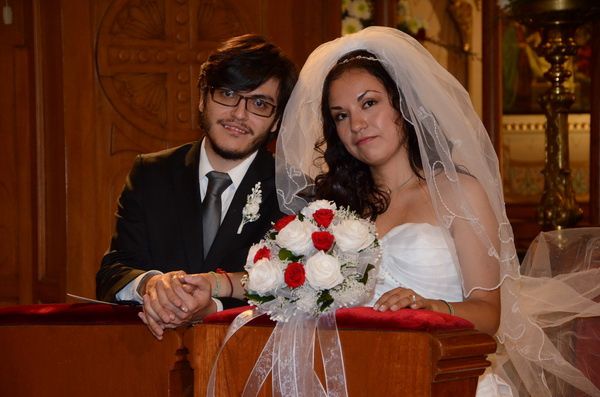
172,141,205,273
205,148,275,265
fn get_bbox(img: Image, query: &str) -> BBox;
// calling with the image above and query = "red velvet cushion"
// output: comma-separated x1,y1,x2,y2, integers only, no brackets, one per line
0,304,473,331
0,303,142,325
204,305,473,331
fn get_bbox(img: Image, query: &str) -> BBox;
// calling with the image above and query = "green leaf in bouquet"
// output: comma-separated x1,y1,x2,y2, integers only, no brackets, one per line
317,290,334,311
278,248,301,262
245,293,276,304
279,248,293,261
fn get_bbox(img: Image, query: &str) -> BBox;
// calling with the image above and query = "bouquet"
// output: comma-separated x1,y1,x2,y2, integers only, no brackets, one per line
244,200,381,322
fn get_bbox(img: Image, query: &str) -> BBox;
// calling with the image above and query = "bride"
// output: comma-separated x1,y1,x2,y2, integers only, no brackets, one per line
275,26,600,396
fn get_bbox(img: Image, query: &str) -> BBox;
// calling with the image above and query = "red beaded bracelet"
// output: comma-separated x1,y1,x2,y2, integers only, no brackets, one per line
216,268,233,298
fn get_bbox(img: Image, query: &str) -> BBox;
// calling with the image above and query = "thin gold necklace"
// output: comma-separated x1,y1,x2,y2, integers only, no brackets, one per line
389,174,415,194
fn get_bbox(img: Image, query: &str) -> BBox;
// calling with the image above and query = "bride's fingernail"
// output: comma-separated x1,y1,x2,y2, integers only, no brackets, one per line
378,305,386,312
373,304,379,311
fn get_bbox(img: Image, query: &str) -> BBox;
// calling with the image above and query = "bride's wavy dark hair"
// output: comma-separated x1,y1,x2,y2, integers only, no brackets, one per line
314,50,424,219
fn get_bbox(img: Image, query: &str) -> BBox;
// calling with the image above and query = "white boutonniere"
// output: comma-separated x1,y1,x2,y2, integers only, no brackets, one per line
237,182,262,234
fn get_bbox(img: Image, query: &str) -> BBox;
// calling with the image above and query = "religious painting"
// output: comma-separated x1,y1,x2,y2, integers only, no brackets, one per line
502,20,592,114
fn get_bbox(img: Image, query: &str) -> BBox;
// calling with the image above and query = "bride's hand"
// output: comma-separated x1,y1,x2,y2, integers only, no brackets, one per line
373,287,429,312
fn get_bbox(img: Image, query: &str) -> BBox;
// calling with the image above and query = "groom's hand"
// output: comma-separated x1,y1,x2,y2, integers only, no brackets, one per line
139,272,215,339
138,271,197,339
181,274,215,322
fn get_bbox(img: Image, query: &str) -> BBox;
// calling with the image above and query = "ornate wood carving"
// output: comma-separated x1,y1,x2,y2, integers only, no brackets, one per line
97,0,250,147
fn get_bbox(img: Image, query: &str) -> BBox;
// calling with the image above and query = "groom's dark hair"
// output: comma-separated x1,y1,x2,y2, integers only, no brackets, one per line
197,34,298,132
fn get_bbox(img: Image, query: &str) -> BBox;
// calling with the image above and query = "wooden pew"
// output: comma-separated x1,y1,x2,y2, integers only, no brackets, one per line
189,307,497,396
0,304,496,397
0,303,192,397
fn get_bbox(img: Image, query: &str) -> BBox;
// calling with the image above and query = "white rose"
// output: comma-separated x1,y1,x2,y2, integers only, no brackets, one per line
247,258,284,295
275,219,316,256
331,219,375,252
305,251,344,289
301,200,337,219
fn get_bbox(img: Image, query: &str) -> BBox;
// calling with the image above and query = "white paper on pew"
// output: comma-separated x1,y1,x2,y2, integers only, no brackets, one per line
66,293,119,306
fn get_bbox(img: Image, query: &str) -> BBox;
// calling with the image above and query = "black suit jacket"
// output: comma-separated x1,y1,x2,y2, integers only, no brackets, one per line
96,141,284,306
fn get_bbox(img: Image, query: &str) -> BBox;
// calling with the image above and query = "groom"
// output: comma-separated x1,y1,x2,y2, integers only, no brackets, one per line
96,34,297,338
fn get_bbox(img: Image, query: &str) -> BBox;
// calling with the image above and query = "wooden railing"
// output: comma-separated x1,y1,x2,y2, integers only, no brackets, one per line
0,304,496,397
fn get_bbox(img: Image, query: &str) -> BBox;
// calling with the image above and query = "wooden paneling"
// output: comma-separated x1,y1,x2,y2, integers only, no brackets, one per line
0,0,35,305
590,19,600,226
33,0,67,303
481,0,502,150
0,324,185,396
61,0,98,300
0,18,21,305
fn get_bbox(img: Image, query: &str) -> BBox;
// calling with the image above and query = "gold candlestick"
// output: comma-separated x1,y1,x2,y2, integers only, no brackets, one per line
508,0,599,229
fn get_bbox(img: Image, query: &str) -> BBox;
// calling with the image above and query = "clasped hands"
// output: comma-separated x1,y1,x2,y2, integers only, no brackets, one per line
138,271,215,340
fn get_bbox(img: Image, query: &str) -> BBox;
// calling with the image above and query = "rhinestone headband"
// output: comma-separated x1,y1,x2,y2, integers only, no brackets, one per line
338,55,379,65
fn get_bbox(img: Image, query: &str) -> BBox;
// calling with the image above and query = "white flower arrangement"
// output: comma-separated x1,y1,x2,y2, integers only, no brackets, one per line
237,182,262,234
244,200,381,322
347,0,371,20
396,0,428,40
341,0,373,36
341,16,364,35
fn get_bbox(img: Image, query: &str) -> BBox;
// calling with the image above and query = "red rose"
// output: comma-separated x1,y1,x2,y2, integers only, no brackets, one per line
313,209,334,228
253,246,271,263
312,231,335,251
284,262,306,288
274,214,296,231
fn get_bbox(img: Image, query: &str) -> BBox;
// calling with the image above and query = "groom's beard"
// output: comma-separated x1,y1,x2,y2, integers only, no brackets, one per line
199,111,270,160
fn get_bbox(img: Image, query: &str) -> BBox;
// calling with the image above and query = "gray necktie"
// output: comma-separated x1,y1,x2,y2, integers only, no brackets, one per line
202,171,232,257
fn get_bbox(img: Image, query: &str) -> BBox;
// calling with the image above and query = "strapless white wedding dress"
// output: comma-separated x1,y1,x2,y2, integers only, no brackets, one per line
367,223,513,397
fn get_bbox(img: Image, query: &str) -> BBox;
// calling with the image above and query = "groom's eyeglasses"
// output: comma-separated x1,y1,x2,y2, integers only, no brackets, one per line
209,87,276,118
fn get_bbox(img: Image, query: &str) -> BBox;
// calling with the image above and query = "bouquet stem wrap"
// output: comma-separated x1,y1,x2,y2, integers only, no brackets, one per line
206,309,348,397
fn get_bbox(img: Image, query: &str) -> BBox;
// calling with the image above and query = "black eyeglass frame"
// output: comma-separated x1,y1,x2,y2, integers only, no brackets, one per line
209,87,277,118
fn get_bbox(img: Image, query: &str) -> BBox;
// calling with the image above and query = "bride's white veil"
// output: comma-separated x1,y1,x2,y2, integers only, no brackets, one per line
275,26,600,397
